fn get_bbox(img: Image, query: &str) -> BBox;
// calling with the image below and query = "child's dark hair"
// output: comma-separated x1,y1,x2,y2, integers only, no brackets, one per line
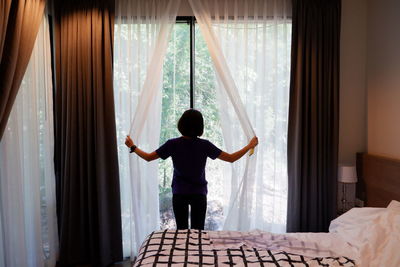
178,109,204,137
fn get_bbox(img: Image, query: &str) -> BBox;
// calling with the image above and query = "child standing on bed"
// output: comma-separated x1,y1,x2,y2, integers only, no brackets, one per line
125,109,258,230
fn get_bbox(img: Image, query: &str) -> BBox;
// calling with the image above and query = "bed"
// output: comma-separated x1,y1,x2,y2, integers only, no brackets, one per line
133,153,400,267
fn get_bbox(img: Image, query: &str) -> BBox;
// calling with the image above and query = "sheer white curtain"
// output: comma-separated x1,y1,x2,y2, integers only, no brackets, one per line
190,0,291,232
114,0,180,257
0,16,58,267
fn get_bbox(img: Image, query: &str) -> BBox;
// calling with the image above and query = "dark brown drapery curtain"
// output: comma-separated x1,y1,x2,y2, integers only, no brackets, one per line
287,0,341,232
0,0,45,139
53,0,122,266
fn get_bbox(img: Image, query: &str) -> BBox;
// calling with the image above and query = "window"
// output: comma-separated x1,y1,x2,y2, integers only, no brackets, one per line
114,8,291,256
159,17,225,230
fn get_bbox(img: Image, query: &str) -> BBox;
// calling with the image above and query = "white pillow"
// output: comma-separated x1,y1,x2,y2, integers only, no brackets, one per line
329,207,385,237
329,200,400,236
387,199,400,212
329,201,400,267
329,206,390,252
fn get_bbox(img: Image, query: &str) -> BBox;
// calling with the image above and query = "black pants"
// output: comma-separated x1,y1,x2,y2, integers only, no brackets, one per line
172,194,207,230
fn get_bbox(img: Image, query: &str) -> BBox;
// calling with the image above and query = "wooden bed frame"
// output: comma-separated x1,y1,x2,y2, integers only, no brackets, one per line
356,153,400,207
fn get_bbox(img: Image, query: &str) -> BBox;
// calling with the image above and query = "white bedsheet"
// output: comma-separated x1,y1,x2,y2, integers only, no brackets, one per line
209,230,357,259
208,200,400,266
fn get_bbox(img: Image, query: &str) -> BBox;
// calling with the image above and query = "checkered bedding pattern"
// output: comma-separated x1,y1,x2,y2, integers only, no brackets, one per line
209,230,342,258
133,229,355,266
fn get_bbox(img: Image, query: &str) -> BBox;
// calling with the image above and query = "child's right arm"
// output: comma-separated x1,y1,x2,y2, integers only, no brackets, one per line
218,137,258,163
134,148,160,162
125,135,160,162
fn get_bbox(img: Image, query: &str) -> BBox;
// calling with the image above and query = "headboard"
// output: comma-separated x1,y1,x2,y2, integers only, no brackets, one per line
356,153,400,207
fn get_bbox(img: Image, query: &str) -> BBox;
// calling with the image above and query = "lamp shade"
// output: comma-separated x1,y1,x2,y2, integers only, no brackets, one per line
338,166,357,183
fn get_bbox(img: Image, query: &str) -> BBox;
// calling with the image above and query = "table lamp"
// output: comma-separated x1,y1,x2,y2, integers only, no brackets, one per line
338,165,358,213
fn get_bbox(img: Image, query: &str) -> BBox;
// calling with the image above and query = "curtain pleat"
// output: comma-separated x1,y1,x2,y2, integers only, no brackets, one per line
287,0,341,232
114,0,181,257
54,0,123,266
0,0,11,59
189,0,291,233
0,15,58,267
0,0,46,140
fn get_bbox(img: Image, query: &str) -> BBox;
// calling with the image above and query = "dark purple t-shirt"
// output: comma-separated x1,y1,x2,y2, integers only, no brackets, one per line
156,137,222,195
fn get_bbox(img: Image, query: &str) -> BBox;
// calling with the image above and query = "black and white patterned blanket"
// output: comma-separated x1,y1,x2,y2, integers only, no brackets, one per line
133,230,355,266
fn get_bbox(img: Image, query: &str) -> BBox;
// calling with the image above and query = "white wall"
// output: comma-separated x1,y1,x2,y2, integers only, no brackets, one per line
339,0,368,165
367,0,400,160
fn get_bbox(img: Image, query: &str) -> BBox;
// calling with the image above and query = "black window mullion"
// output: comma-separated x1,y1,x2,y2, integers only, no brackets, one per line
176,16,196,109
189,16,195,109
